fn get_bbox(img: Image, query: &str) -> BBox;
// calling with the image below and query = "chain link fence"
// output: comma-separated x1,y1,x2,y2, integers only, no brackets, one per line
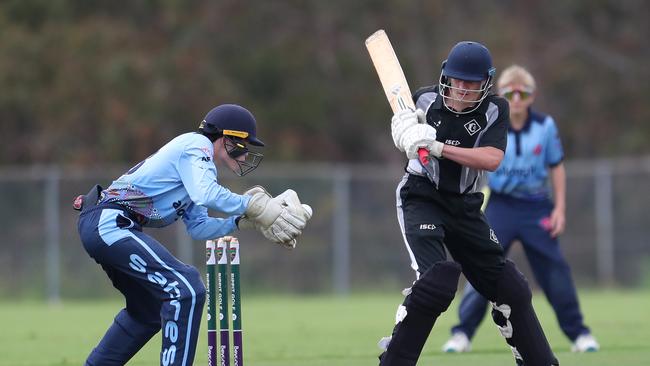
1,157,649,301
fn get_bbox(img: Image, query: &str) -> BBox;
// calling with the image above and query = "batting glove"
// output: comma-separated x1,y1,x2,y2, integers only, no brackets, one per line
401,124,444,159
391,109,425,152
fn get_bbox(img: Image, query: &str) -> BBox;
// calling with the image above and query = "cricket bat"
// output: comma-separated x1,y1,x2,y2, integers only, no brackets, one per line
365,29,432,167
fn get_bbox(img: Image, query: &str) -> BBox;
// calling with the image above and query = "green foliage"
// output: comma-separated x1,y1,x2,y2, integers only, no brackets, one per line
0,1,648,165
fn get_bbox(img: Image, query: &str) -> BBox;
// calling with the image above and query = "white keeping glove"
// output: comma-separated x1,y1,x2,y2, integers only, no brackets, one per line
401,124,444,159
242,187,313,249
260,207,306,249
243,185,280,228
275,189,313,223
262,189,313,249
236,186,268,230
391,109,425,152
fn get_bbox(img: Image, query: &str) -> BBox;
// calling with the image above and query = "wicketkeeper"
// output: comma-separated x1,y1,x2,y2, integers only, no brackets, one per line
378,42,559,366
75,104,313,366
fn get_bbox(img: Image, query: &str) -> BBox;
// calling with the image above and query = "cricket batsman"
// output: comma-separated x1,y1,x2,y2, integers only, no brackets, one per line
378,42,559,365
75,104,313,365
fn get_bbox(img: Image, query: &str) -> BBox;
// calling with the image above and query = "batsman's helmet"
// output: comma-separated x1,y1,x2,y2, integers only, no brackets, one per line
438,41,496,114
199,104,264,176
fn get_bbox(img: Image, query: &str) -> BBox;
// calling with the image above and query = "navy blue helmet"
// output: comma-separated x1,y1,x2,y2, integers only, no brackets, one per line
199,104,264,176
438,41,496,113
199,104,265,146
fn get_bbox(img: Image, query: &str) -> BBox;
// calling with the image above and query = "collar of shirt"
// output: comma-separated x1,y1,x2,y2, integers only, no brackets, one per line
508,107,547,134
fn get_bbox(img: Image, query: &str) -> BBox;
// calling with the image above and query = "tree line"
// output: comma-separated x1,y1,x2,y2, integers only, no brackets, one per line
0,0,647,165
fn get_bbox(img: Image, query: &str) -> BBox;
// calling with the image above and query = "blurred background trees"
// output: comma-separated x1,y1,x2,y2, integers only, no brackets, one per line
0,0,648,165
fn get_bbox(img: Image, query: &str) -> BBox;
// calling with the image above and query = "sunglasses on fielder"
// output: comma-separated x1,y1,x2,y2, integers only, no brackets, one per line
222,130,263,176
499,86,534,101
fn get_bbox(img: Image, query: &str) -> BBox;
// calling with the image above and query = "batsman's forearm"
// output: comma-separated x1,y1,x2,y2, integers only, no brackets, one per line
550,163,566,211
441,145,504,171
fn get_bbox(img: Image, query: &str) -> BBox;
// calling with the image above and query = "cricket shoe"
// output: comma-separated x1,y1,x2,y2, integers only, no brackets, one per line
571,333,600,352
376,336,391,364
441,332,471,353
377,336,392,351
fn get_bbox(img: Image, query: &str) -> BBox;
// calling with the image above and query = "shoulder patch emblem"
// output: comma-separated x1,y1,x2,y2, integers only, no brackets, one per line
490,229,499,244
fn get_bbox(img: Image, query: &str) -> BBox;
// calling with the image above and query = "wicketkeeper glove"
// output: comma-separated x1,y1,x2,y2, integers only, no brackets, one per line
242,186,313,249
242,185,275,225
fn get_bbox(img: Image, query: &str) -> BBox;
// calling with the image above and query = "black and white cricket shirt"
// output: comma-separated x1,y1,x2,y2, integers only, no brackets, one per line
406,86,509,194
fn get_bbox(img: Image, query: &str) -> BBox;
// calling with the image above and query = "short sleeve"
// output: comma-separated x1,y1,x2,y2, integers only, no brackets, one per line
544,116,564,166
478,98,509,151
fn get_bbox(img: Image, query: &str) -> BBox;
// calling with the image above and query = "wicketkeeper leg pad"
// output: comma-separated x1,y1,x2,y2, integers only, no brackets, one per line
491,260,559,366
379,261,462,366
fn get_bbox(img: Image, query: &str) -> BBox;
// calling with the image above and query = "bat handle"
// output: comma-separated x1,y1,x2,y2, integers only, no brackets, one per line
418,148,430,164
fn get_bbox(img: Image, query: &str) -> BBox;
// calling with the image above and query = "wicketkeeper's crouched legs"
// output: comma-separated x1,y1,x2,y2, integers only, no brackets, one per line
379,261,462,366
85,249,206,366
491,260,559,366
85,309,159,366
86,267,207,366
155,264,207,366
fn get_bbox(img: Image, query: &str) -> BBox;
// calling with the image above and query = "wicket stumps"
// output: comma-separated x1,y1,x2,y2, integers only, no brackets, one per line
206,237,243,366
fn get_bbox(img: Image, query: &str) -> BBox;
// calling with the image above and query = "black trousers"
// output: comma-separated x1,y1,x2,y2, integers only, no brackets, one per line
397,174,505,300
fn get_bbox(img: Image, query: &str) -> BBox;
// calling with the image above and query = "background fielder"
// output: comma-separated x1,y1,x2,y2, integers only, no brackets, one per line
443,65,599,354
76,104,312,366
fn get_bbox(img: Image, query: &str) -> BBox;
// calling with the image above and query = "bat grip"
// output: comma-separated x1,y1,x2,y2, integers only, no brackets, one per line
418,148,430,164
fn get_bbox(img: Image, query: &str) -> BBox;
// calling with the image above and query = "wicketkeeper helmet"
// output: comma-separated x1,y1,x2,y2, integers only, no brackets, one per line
199,104,265,146
199,104,264,176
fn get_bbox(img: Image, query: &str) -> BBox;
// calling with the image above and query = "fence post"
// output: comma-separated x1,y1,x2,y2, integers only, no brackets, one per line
332,166,351,295
594,160,615,285
44,166,61,303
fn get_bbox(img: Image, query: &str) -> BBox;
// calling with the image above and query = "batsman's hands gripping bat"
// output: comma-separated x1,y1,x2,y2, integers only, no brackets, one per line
365,29,437,173
391,108,425,152
402,123,443,159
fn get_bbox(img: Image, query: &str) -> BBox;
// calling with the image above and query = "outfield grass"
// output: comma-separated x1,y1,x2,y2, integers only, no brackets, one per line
2,290,648,365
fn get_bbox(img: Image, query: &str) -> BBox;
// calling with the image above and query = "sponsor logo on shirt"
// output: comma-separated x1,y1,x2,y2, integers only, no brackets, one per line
445,139,461,146
494,167,536,178
419,224,437,230
464,119,482,136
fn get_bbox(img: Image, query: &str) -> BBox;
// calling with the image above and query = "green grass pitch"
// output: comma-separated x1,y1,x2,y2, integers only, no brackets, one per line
2,290,648,365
